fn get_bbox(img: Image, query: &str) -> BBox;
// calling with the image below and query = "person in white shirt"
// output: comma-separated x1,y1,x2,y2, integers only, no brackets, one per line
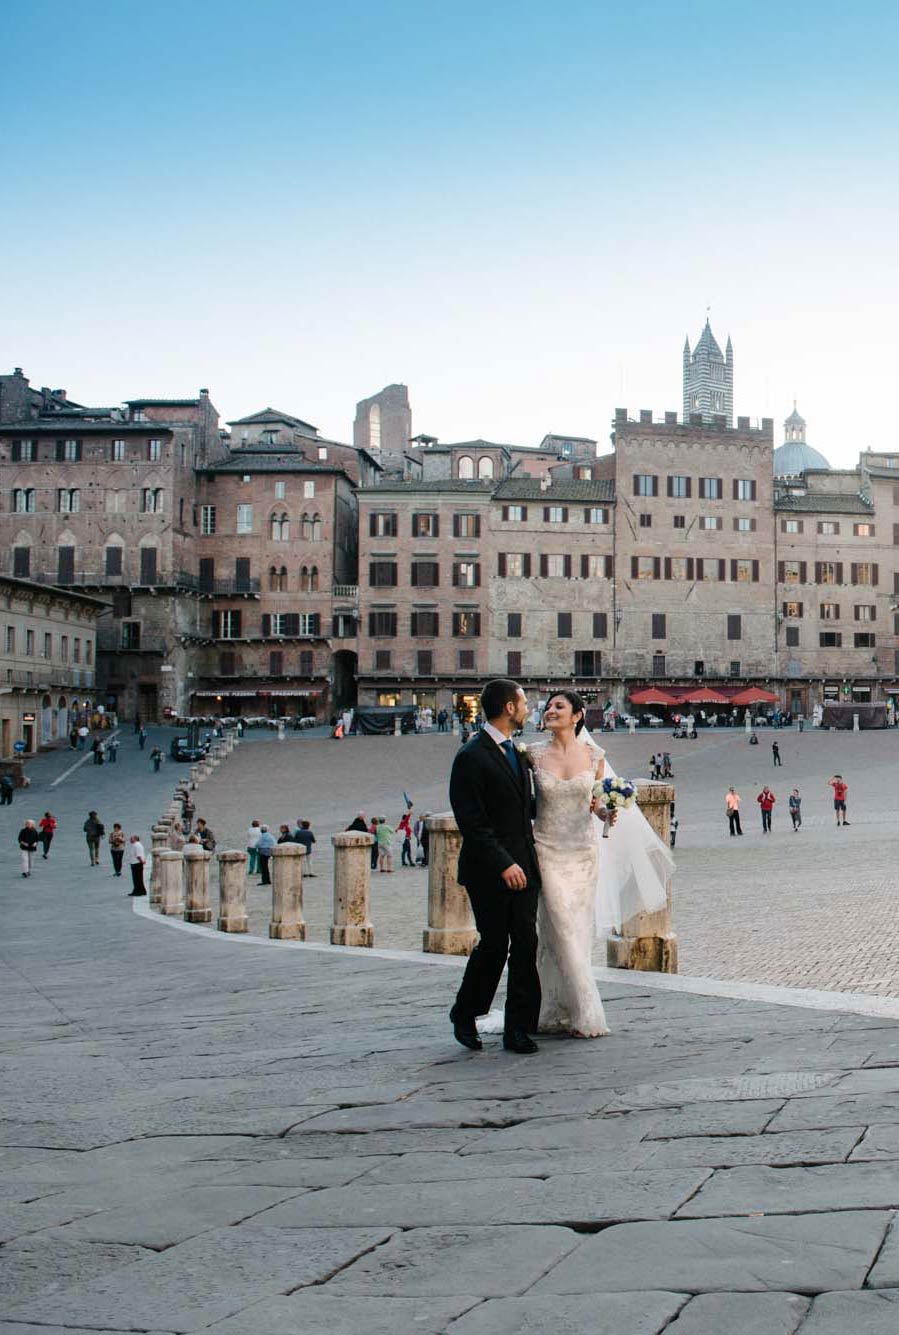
246,820,261,874
126,834,146,897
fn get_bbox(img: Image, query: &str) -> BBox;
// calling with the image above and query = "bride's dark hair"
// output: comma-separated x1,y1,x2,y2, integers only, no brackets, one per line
545,689,587,736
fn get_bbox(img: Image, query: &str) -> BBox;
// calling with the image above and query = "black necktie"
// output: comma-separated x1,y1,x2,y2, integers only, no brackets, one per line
501,738,519,775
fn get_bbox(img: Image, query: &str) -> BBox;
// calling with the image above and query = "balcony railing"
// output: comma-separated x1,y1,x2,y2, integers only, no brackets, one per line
333,585,359,600
199,578,262,596
3,667,94,690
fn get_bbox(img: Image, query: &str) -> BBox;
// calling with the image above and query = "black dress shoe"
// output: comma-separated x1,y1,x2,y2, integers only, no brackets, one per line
449,1005,482,1051
503,1029,538,1054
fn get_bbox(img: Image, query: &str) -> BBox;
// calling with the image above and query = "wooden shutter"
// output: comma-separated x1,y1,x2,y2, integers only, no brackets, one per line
730,559,738,582
750,518,757,531
836,562,844,584
282,614,300,636
873,564,880,586
473,516,481,537
750,481,757,501
562,507,569,522
451,563,459,586
409,611,419,636
472,612,481,636
652,476,659,497
368,513,377,536
664,557,672,580
473,563,481,587
389,514,397,537
653,557,662,580
716,478,722,497
686,557,695,580
778,562,785,583
497,553,506,577
411,513,420,536
696,558,704,581
632,475,640,496
540,555,548,577
451,612,460,636
543,506,550,522
581,554,589,578
310,613,321,636
261,614,271,636
718,558,726,581
814,562,822,584
799,561,807,583
501,506,509,521
630,556,638,579
584,507,592,522
198,557,214,590
851,563,858,585
752,559,760,582
10,441,20,461
523,554,532,577
563,555,572,578
13,547,30,577
604,555,614,578
732,479,739,501
452,515,460,538
666,476,673,497
685,477,692,498
432,515,439,537
139,547,157,585
593,612,607,638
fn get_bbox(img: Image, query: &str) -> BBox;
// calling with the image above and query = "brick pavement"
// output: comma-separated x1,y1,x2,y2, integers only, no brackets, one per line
193,724,899,997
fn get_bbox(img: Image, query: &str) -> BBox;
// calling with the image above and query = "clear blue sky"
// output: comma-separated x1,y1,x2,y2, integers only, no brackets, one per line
3,0,898,464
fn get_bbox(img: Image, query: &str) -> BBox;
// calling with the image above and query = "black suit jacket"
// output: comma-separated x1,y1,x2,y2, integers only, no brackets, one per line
449,731,541,891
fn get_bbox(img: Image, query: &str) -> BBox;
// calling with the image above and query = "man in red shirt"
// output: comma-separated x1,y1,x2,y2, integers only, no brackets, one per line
829,775,850,827
757,786,776,834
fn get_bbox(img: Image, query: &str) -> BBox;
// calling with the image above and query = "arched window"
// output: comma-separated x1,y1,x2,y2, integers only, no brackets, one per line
301,512,312,540
57,488,80,513
270,513,290,540
268,565,287,591
309,565,319,592
477,456,494,480
13,488,35,513
141,488,163,513
458,455,474,479
311,513,322,542
300,565,310,592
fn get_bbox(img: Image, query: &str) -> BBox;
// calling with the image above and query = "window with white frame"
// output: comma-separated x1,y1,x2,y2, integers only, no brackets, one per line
456,561,478,587
699,515,722,530
201,505,216,534
303,480,315,498
734,517,754,532
299,612,317,636
57,488,80,513
111,439,125,461
62,439,79,461
13,488,35,513
219,610,241,638
587,507,609,524
546,554,566,577
506,553,526,577
236,504,253,533
546,505,565,523
148,439,161,462
275,481,286,499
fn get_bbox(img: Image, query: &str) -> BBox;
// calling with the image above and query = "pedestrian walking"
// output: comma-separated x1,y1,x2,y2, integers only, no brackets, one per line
69,726,79,749
138,725,147,750
126,834,147,896
195,818,216,852
256,824,276,884
649,754,657,780
294,819,316,875
662,752,673,778
246,819,261,873
18,819,38,877
757,785,776,833
150,746,163,772
106,736,119,764
376,816,395,873
398,810,414,867
789,788,802,831
829,774,850,826
38,811,57,859
346,812,368,833
77,724,89,750
109,823,126,876
670,816,679,849
725,787,743,836
772,740,782,767
369,817,380,870
83,810,105,865
0,772,15,806
91,737,103,765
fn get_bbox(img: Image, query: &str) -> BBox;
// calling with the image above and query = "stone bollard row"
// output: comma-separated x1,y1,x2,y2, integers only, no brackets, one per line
606,781,678,974
150,826,170,907
270,843,305,940
183,846,213,924
331,832,374,946
217,850,248,932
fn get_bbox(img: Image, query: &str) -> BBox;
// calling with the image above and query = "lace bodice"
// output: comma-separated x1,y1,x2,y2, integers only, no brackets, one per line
532,744,603,851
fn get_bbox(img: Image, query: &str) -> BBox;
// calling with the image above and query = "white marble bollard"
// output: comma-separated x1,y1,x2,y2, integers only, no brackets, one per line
157,849,184,916
270,843,305,940
331,832,375,947
183,846,213,924
422,813,477,955
606,781,678,973
217,850,248,933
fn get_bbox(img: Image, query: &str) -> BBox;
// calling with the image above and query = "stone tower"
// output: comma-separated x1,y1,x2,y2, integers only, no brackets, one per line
683,319,733,426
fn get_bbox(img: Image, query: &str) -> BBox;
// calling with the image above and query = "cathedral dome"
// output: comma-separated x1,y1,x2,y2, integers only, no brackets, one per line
773,403,830,476
774,440,831,476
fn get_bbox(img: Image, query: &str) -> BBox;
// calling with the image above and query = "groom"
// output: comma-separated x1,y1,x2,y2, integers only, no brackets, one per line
448,679,541,1054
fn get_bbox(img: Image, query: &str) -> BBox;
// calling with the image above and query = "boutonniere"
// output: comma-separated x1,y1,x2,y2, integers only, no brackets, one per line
515,742,534,769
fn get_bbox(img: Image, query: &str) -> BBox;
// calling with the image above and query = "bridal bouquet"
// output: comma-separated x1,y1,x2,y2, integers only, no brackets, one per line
594,775,637,837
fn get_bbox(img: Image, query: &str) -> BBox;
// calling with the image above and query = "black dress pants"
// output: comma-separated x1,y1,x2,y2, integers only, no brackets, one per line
454,878,540,1033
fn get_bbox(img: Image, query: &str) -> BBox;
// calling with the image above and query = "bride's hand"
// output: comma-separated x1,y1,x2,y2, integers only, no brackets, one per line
593,803,617,825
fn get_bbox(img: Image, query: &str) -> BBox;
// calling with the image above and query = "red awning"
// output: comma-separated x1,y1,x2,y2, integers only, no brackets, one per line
629,687,678,706
729,686,780,705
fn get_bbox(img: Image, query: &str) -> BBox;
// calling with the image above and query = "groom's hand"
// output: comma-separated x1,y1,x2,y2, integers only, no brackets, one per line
501,863,528,891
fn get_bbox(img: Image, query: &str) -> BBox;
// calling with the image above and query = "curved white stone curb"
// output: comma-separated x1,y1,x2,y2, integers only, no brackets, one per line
130,896,899,1019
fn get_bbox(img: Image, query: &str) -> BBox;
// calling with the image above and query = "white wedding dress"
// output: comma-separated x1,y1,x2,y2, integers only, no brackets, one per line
532,745,610,1037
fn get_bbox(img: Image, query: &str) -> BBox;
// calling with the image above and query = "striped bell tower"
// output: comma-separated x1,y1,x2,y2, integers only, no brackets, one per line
683,319,733,426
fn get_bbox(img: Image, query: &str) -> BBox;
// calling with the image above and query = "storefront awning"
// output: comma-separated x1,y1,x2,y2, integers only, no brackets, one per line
193,689,259,698
259,689,321,697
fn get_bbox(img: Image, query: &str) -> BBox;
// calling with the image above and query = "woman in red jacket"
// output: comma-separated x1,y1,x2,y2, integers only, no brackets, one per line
38,811,57,860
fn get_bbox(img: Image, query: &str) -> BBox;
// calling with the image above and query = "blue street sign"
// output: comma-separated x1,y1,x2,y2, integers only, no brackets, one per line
13,741,27,752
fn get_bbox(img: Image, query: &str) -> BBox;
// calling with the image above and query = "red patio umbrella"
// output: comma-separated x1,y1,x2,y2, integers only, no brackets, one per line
676,687,731,705
629,687,678,706
729,686,780,706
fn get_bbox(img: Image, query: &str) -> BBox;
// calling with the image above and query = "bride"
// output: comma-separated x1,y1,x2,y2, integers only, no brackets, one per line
530,688,672,1038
